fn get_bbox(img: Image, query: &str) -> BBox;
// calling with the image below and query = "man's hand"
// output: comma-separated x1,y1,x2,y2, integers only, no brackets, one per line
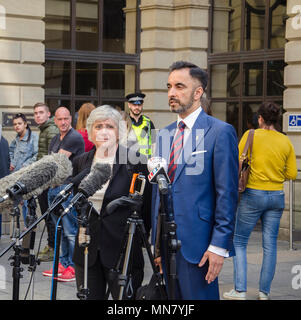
154,256,163,274
198,250,224,284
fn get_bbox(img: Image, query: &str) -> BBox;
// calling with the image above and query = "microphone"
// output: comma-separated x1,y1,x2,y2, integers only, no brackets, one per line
53,167,91,201
64,163,111,248
0,161,58,203
0,153,73,212
62,162,111,217
147,157,170,194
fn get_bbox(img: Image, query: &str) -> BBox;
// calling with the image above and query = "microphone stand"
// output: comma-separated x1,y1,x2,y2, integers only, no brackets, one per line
75,200,93,300
8,194,24,300
159,186,181,300
117,197,141,300
0,190,73,300
21,196,40,300
106,193,166,300
51,193,97,300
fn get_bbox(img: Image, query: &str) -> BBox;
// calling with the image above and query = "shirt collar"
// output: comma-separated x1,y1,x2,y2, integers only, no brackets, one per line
177,106,203,130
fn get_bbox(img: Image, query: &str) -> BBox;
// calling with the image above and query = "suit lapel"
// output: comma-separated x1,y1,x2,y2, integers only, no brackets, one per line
173,111,211,183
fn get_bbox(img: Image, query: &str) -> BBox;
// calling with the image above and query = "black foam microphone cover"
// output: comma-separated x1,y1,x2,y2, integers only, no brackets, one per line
18,161,58,193
78,162,112,197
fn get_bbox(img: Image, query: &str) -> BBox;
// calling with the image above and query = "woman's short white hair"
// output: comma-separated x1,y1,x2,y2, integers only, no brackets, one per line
86,104,127,145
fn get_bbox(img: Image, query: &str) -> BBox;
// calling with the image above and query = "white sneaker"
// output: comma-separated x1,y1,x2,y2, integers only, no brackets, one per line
223,289,247,300
258,291,269,300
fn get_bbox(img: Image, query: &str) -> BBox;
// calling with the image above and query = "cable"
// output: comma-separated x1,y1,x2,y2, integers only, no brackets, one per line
50,215,62,300
23,205,57,300
21,196,95,300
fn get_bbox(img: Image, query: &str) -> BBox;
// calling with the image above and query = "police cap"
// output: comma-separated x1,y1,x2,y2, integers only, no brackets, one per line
126,92,145,105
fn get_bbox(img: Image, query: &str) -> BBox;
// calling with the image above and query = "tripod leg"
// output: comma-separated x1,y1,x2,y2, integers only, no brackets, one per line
84,247,88,291
169,251,177,300
118,222,136,300
136,222,167,299
12,242,23,301
136,223,158,274
77,247,90,300
11,206,23,301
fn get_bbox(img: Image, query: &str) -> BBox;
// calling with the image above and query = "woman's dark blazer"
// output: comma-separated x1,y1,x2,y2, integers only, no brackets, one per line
72,145,152,270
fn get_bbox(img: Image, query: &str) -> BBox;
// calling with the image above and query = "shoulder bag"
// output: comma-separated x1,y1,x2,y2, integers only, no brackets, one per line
238,129,254,193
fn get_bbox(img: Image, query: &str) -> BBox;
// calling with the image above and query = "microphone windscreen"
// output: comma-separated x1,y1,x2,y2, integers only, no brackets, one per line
18,161,57,193
47,153,73,188
22,153,73,199
0,153,73,214
78,162,111,197
48,153,73,188
0,166,27,213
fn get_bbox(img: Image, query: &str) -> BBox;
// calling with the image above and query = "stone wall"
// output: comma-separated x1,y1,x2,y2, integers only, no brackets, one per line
280,0,301,241
0,0,45,236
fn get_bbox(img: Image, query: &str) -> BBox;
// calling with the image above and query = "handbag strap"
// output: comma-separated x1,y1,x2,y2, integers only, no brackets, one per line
241,129,255,161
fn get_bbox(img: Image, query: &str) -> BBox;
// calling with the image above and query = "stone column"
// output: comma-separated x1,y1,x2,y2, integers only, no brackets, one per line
280,0,301,240
124,0,139,103
139,0,210,129
0,0,45,142
0,0,45,235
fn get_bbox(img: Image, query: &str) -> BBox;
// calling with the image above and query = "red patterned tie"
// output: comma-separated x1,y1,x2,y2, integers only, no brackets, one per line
168,121,186,183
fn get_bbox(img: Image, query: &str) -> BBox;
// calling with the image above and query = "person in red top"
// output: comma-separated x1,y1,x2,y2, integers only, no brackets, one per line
76,103,96,152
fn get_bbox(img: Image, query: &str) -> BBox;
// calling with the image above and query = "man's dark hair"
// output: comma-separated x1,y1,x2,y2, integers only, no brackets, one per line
169,61,208,90
33,102,50,113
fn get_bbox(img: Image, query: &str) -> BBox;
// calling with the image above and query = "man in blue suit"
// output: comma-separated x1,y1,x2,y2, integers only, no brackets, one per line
152,61,238,300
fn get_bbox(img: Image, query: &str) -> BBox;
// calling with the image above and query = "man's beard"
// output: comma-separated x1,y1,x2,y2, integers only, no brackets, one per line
133,110,142,116
131,108,142,117
169,94,194,114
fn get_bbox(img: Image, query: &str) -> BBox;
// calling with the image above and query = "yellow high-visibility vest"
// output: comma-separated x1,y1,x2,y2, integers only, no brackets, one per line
131,115,152,156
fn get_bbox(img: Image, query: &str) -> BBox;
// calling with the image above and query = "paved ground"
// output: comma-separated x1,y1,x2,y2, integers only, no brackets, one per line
0,228,300,300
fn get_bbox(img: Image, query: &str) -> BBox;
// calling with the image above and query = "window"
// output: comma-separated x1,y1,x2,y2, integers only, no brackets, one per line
208,0,286,138
44,0,140,123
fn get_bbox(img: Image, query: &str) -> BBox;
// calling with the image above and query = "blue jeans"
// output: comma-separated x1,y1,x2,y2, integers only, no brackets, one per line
48,185,78,268
233,188,285,294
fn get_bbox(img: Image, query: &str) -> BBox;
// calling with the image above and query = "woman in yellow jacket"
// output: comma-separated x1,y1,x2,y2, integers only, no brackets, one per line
224,102,297,300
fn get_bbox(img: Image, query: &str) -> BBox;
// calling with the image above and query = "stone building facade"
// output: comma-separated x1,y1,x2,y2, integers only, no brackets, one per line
0,0,300,239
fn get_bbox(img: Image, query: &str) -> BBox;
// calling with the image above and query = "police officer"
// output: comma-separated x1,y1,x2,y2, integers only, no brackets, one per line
126,92,155,158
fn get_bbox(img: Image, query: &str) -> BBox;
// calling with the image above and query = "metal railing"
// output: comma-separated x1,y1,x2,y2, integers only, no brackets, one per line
289,169,301,250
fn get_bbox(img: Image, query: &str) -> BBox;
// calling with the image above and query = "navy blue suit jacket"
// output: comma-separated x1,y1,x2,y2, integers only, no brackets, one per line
152,110,238,264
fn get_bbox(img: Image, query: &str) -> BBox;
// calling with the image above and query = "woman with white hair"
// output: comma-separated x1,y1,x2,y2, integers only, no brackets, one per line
72,105,152,300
